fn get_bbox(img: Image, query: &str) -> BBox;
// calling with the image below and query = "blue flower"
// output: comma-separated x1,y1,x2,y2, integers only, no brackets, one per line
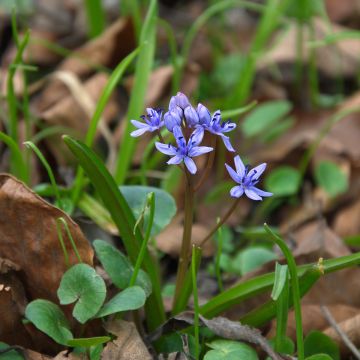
155,126,213,174
225,155,273,200
164,111,182,132
169,92,190,118
130,108,164,137
195,104,236,152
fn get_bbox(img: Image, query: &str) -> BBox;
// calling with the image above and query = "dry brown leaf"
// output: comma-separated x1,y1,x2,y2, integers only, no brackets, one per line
323,312,360,355
53,350,87,359
102,320,152,360
333,199,360,239
156,219,215,257
0,174,93,302
268,304,358,340
325,0,360,22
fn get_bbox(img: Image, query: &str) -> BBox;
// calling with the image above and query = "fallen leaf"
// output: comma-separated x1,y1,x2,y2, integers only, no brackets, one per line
102,320,152,360
325,0,360,23
0,174,93,302
333,199,360,239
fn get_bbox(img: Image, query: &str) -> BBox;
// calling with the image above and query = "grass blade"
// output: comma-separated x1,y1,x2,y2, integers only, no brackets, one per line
83,0,106,38
115,0,158,184
63,135,165,330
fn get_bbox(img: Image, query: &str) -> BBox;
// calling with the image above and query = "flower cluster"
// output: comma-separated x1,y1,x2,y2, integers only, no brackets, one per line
131,92,272,200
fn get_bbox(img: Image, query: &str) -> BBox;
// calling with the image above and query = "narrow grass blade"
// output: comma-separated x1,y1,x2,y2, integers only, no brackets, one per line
0,131,28,183
24,141,63,209
200,250,360,318
115,0,158,184
63,135,165,330
192,246,201,360
71,48,139,204
83,0,106,38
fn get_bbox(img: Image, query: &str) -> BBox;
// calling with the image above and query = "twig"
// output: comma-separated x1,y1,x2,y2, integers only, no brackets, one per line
321,305,360,360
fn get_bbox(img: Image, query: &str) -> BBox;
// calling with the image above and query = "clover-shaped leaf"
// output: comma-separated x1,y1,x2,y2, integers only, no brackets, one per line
57,264,106,324
96,286,146,318
25,299,73,345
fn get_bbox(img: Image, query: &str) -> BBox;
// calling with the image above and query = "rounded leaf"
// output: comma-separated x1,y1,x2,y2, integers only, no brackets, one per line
265,166,301,196
119,186,176,235
25,299,73,345
96,286,146,318
304,331,340,360
93,240,152,297
241,100,292,137
314,161,348,197
57,264,106,324
205,340,258,360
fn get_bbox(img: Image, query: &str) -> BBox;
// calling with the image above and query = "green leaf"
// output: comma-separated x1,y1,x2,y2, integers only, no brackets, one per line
205,340,258,360
63,135,165,330
25,300,73,345
271,263,288,300
120,185,176,235
93,239,152,297
96,286,146,317
314,161,348,197
67,336,110,348
0,342,24,360
305,355,333,360
304,331,340,360
232,247,277,275
57,264,106,324
265,166,301,196
241,101,292,137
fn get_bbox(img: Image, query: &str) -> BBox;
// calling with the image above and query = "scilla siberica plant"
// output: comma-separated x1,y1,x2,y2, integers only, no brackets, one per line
131,92,272,309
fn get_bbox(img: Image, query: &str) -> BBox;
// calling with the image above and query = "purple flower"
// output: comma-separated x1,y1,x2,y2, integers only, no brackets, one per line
169,92,191,119
225,155,273,200
130,108,164,137
196,104,236,152
164,111,182,132
155,127,213,174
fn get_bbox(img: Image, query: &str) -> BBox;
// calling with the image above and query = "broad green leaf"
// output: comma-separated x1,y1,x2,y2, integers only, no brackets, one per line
25,300,73,345
269,336,295,355
0,342,24,360
265,166,301,196
304,331,340,360
241,101,292,137
271,263,288,300
314,161,348,197
63,135,165,330
232,247,277,275
57,264,106,324
205,340,258,360
96,286,146,317
67,336,110,348
120,185,176,235
93,239,152,297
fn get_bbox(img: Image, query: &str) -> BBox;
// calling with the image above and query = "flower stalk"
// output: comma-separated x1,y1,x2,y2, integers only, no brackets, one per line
173,169,195,306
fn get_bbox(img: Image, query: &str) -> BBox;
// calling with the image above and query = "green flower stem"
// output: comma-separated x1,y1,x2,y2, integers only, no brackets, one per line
173,169,195,309
129,192,155,287
194,135,217,192
199,197,240,247
192,246,200,360
264,224,304,360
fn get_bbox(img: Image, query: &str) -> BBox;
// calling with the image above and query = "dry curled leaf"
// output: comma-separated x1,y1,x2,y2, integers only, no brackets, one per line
0,174,93,302
102,320,152,360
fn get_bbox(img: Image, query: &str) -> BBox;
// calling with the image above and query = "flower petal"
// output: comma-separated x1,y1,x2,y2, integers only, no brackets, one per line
248,163,267,180
230,185,244,198
250,186,273,198
173,126,186,149
189,127,204,147
220,135,235,152
245,187,263,201
155,142,177,156
131,127,149,137
184,156,197,174
197,103,211,126
131,120,149,129
234,155,246,178
164,111,181,132
188,146,213,157
167,155,183,165
225,163,242,183
184,106,199,127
